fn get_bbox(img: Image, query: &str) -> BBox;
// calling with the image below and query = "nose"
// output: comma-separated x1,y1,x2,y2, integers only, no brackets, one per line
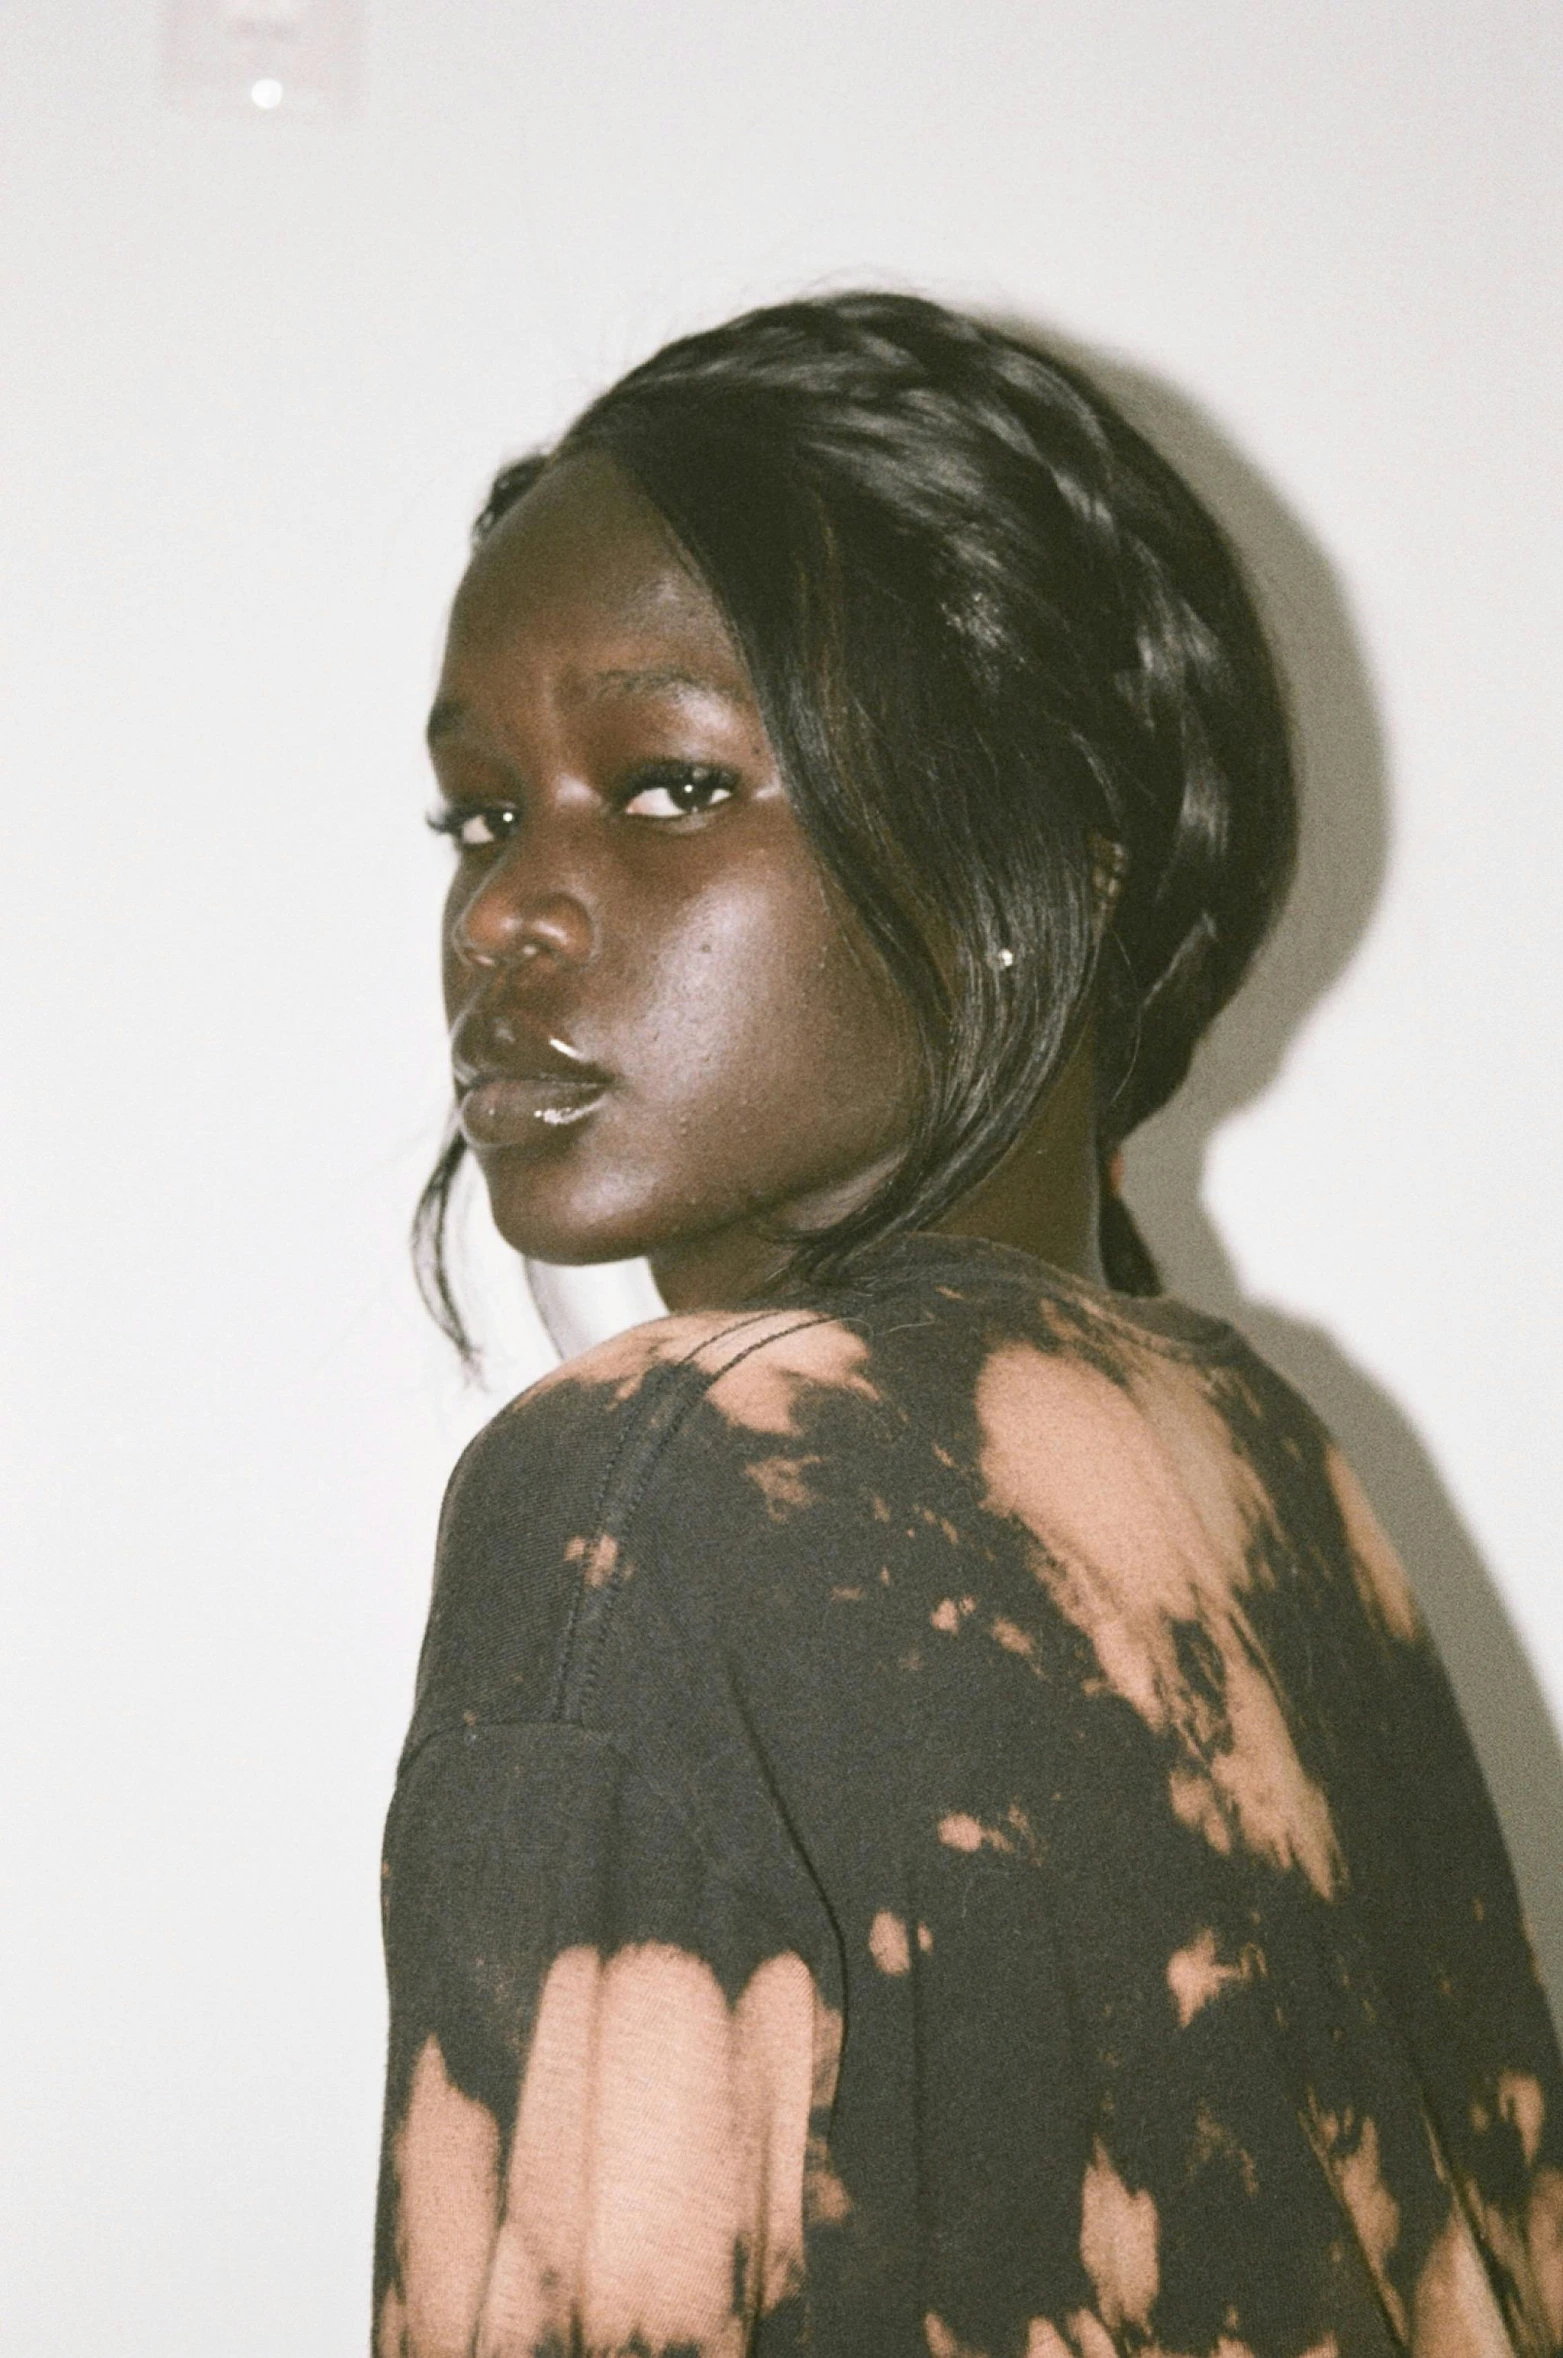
449,857,595,974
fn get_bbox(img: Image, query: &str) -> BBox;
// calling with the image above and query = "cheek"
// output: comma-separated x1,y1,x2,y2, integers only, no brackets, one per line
631,870,913,1157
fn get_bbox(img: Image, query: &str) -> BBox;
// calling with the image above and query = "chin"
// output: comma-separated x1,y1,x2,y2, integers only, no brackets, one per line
487,1202,660,1268
478,1158,668,1268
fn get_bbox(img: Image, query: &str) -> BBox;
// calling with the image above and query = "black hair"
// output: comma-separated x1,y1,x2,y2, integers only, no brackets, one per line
415,292,1295,1358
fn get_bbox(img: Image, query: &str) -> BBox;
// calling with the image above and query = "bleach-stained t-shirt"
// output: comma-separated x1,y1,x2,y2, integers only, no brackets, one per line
374,1233,1563,2358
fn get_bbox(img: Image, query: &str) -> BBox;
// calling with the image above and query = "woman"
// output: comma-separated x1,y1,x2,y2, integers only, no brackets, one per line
376,294,1563,2358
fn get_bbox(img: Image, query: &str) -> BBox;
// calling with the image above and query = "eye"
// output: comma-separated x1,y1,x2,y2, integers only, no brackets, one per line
621,763,738,821
426,803,520,850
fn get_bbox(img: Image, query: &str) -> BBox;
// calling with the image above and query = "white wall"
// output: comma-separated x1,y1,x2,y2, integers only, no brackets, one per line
2,3,1558,2347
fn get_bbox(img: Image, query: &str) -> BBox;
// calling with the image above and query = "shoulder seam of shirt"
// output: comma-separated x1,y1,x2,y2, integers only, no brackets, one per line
547,1311,860,1726
392,1709,828,1964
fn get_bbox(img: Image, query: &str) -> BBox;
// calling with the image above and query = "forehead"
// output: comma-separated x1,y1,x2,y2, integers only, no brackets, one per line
444,451,748,696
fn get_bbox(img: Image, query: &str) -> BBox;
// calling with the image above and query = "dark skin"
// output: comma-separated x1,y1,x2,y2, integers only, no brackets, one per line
430,452,1104,1313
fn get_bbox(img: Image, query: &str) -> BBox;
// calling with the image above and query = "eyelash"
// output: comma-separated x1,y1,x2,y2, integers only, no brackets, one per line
426,763,739,848
426,803,519,851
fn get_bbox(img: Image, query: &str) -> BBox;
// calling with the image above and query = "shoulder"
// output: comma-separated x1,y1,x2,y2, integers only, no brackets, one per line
423,1239,1404,1729
463,1242,1268,1549
508,1298,886,1431
464,1296,892,1537
412,1300,893,1723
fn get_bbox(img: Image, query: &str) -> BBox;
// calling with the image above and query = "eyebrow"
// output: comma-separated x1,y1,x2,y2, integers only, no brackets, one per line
426,666,741,747
582,664,740,704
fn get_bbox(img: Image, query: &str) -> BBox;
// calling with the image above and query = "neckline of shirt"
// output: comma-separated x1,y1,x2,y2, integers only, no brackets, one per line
817,1228,1244,1366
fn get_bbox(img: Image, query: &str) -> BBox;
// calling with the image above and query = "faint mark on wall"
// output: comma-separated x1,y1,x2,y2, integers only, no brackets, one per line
162,0,360,117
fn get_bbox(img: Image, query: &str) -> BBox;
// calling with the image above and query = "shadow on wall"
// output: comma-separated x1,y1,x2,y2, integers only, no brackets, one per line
1037,330,1563,2032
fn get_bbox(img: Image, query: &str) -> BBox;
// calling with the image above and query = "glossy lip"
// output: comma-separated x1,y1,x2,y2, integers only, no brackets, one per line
457,1071,612,1147
450,1017,615,1146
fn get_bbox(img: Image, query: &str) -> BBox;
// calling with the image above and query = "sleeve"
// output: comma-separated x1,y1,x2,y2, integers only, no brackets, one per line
1321,1467,1563,2346
374,1720,828,2358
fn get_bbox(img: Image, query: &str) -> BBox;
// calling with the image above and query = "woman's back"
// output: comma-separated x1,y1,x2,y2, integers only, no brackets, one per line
377,1234,1563,2357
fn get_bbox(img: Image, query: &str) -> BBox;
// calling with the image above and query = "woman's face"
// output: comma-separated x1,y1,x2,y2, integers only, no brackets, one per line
431,452,917,1310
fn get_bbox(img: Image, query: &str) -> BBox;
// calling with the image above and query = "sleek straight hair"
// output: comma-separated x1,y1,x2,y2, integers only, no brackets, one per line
417,293,1296,1361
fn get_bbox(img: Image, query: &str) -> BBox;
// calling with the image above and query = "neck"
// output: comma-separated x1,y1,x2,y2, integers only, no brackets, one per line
931,1028,1105,1285
652,1033,1105,1311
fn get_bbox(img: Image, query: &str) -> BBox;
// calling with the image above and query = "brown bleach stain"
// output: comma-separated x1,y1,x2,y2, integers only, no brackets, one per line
1166,1927,1255,2027
1026,2319,1266,2358
938,1812,985,1853
501,1942,819,2342
1303,2103,1406,2338
1460,2163,1563,2353
803,1999,852,2230
937,1811,1015,1857
383,2035,500,2358
387,1944,840,2354
532,1309,750,1405
1410,2196,1520,2358
931,1595,976,1635
1455,2072,1563,2352
990,1616,1036,1662
1189,2102,1260,2196
914,1505,963,1544
868,1910,912,1975
917,1921,934,1954
705,1315,880,1436
1079,2138,1160,2334
1325,1446,1421,1644
1337,2120,1401,2306
830,1583,865,1603
1064,2314,1118,2358
1004,1802,1042,1860
376,2282,404,2357
1497,2069,1547,2167
531,1310,880,1444
563,1531,620,1589
925,2314,988,2358
746,1453,819,1517
975,1341,1342,1899
804,2152,852,2229
1168,1763,1236,1859
1529,2169,1563,2343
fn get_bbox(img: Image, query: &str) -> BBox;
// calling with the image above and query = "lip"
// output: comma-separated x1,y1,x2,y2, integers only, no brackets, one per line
457,1072,612,1147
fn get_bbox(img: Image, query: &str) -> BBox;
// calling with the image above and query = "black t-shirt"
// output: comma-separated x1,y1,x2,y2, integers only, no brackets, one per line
375,1234,1563,2357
